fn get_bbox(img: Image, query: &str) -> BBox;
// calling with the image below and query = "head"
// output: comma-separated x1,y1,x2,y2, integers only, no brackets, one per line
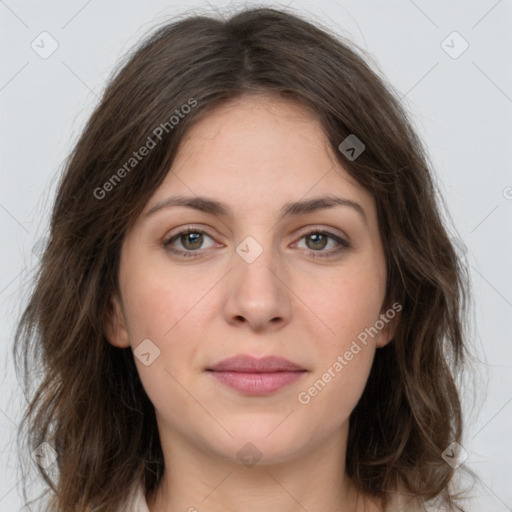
14,6,470,512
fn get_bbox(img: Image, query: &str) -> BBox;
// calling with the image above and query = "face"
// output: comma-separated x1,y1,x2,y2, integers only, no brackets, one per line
105,94,395,466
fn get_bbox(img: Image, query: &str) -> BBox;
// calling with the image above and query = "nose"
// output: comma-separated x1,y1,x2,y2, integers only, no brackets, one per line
223,241,292,333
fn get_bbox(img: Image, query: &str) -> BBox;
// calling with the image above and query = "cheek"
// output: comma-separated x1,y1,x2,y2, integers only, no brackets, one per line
120,259,209,342
308,265,386,346
309,349,375,426
123,269,207,420
296,263,383,412
294,337,376,448
121,256,222,360
297,317,376,427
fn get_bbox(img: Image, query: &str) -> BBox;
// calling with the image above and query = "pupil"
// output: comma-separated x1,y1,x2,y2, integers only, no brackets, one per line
308,233,326,250
180,233,328,251
183,233,202,249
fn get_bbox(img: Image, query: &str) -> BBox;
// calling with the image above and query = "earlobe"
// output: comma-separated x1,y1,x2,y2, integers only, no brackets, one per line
103,293,131,348
376,305,400,348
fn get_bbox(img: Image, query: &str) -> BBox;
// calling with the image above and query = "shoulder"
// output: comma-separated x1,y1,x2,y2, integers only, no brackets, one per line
356,490,433,512
383,490,437,512
389,494,464,512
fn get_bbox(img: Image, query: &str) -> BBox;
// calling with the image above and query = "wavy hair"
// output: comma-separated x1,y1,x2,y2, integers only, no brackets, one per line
13,6,472,511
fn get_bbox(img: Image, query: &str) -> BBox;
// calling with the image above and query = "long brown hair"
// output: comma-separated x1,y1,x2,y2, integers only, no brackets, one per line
13,6,472,511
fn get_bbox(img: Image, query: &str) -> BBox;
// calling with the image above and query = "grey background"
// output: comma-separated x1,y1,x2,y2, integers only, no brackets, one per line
1,0,511,510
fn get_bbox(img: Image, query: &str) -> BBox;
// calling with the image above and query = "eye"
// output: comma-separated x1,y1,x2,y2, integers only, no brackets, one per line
293,230,350,258
163,227,350,259
163,228,217,258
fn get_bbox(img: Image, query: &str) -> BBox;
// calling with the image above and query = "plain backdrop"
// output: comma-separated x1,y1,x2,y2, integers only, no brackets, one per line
1,0,511,510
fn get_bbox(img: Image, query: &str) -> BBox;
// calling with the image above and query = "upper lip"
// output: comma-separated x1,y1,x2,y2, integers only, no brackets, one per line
206,355,306,373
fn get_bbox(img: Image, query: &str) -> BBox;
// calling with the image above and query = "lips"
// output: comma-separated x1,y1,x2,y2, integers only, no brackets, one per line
206,355,307,395
206,355,305,373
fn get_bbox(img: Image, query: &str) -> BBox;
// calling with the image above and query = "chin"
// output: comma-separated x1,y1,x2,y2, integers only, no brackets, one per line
200,419,313,466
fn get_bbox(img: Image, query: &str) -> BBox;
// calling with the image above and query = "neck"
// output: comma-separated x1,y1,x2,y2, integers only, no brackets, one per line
146,421,379,512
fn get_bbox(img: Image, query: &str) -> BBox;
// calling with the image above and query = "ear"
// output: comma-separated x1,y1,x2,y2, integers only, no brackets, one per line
376,302,401,348
104,293,130,348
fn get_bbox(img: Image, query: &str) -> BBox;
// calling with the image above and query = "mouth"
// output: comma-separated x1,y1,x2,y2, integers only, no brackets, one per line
205,355,307,395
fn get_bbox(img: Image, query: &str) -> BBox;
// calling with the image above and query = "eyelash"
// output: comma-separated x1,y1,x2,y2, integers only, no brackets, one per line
163,227,350,259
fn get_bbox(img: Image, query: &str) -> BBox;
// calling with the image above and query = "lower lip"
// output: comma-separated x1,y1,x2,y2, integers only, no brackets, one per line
207,371,306,395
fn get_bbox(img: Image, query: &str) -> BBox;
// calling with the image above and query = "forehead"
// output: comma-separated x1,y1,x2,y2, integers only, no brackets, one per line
145,94,375,221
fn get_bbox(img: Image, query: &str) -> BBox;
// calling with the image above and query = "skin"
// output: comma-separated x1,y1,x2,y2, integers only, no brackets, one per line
105,94,397,512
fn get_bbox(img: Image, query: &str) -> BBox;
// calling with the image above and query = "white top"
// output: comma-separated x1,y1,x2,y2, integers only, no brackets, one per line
122,481,435,511
124,481,150,512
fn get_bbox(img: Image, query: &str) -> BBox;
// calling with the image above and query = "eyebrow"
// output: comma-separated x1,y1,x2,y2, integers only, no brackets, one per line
145,194,368,226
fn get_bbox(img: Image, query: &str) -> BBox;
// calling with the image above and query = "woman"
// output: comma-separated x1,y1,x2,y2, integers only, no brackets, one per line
13,6,472,511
